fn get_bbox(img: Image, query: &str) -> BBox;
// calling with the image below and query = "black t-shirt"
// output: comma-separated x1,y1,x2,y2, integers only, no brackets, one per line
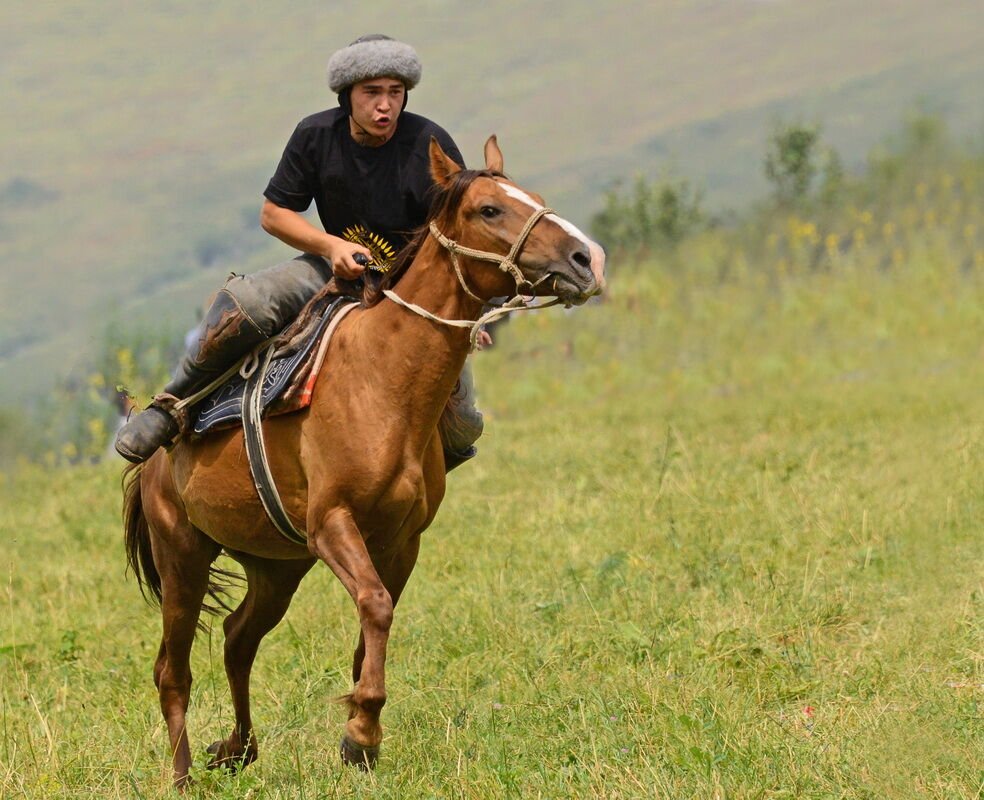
264,108,465,265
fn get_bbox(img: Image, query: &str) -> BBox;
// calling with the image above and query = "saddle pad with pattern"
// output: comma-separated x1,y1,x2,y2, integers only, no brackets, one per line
192,297,354,435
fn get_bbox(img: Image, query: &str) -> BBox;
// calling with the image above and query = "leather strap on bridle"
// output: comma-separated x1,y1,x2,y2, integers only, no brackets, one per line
384,206,562,349
428,205,554,299
382,288,560,351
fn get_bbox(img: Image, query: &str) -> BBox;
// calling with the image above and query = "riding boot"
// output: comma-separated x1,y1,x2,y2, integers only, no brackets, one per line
438,361,484,473
114,290,268,463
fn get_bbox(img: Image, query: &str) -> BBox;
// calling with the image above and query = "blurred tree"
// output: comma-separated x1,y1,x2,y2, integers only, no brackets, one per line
764,121,821,205
591,176,704,254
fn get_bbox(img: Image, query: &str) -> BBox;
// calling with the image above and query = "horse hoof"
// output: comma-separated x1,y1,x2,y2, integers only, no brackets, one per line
206,740,256,772
339,736,379,770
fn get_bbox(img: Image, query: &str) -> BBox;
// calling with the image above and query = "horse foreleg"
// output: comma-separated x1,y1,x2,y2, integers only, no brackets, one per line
207,555,315,771
308,508,392,769
351,535,422,685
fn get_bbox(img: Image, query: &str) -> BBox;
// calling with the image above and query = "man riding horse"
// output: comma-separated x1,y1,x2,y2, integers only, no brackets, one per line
115,34,485,468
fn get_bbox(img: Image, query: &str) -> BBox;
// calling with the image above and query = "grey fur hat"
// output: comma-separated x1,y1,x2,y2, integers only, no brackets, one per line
327,34,422,93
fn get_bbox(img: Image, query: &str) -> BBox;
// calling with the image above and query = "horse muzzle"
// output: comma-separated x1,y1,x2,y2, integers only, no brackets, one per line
543,240,606,305
546,271,600,306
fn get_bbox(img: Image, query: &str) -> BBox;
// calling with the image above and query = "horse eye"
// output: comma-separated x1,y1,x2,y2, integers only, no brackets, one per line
480,206,501,219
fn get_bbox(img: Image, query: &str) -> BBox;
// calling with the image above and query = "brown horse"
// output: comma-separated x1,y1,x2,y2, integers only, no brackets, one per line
123,136,605,788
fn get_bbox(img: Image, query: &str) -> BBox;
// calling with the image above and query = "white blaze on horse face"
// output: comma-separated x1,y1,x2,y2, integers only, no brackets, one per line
498,182,607,290
499,182,587,244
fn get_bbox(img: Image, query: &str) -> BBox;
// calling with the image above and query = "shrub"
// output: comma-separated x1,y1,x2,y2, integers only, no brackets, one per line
764,121,822,206
590,176,704,255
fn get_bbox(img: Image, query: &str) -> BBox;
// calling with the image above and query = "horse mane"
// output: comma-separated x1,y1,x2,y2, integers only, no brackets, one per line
364,168,501,308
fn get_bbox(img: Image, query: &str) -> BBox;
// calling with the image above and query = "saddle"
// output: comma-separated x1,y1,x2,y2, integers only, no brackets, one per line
191,294,358,436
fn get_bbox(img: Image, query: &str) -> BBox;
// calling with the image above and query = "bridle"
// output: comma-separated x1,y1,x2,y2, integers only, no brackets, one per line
428,205,553,300
382,204,565,350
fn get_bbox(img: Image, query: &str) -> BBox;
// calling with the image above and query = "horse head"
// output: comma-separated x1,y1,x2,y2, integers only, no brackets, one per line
428,136,606,307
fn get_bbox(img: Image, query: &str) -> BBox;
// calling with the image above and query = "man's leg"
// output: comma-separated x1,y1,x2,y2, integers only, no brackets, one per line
115,255,332,463
437,360,484,472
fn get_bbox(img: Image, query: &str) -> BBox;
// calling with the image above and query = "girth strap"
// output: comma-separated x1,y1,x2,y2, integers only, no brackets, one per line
240,300,358,546
242,343,308,545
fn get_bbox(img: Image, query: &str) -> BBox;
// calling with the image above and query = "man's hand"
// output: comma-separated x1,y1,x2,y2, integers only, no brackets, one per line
328,240,373,280
259,200,372,279
475,330,493,350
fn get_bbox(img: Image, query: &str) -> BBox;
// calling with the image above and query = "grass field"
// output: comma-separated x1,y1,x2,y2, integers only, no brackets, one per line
1,205,981,797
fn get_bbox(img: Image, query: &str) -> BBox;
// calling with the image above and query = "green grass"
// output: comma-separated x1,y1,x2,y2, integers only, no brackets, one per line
1,219,981,797
3,0,984,407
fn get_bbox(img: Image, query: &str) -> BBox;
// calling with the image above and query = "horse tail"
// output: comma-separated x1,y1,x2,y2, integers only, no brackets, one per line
122,462,163,607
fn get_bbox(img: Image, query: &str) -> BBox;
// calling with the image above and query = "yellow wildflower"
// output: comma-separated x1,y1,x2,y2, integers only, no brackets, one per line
87,418,107,445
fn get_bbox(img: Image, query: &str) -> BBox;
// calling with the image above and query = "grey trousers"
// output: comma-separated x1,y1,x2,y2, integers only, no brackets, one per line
225,254,483,453
225,253,333,336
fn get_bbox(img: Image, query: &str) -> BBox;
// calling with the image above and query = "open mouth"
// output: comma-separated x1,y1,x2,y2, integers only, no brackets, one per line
545,271,598,306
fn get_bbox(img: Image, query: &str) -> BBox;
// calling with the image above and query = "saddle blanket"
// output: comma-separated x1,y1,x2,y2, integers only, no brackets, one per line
192,297,356,435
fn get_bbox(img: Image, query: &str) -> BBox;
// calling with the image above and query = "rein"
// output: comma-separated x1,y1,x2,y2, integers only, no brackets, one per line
383,206,562,350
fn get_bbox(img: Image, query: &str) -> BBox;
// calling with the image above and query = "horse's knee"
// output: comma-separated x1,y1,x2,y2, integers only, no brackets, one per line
357,587,393,634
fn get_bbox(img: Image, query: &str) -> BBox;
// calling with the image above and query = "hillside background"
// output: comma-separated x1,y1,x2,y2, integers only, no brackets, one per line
1,0,983,409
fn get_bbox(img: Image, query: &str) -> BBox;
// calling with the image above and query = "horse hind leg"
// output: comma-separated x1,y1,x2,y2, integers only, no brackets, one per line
206,554,315,772
153,639,167,689
141,461,222,789
153,534,220,788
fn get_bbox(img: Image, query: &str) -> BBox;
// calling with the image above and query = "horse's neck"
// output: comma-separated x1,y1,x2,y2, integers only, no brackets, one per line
350,240,482,432
387,237,486,324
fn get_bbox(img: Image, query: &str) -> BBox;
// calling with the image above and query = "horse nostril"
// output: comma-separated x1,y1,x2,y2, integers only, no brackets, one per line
570,247,591,270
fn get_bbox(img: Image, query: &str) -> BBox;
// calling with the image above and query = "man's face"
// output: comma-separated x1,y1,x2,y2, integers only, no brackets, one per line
349,77,405,144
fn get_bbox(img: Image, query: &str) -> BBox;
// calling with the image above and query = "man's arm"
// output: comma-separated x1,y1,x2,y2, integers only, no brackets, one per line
260,200,371,280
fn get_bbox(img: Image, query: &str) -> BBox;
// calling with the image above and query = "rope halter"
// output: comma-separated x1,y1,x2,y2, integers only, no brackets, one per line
383,205,563,350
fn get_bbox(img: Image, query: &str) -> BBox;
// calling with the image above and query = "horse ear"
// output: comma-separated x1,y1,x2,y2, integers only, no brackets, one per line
484,134,504,173
429,136,461,188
